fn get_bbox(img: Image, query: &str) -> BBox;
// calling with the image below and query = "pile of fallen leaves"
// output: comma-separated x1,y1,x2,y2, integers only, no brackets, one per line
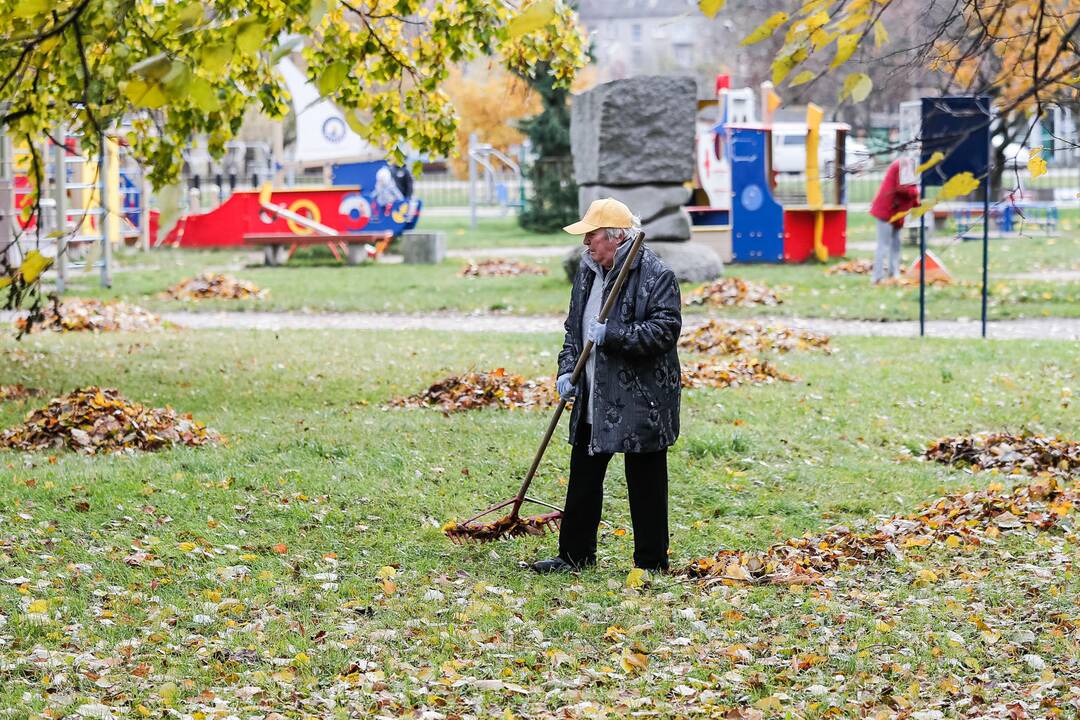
686,475,1077,586
0,387,219,454
458,258,548,278
825,258,873,275
926,432,1079,478
444,510,561,543
160,273,266,301
0,384,43,402
681,358,795,389
390,369,557,412
679,320,831,356
15,297,161,333
684,277,782,307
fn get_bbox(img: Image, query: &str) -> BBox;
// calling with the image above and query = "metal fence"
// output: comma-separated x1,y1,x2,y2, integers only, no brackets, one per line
774,165,1080,208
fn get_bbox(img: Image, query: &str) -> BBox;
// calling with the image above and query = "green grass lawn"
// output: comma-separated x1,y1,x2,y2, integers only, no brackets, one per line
1,327,1077,716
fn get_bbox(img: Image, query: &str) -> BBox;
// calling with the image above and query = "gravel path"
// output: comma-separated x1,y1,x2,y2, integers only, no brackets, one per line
156,311,1080,341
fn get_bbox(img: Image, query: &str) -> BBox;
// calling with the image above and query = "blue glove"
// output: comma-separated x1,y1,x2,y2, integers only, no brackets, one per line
587,318,607,346
556,373,576,399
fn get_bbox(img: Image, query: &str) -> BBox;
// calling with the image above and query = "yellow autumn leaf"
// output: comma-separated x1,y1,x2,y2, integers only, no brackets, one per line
699,0,726,17
772,54,798,85
0,275,11,290
27,599,48,613
902,200,937,221
811,28,834,50
376,565,397,579
835,11,870,32
840,72,872,102
381,579,397,595
915,567,939,585
620,648,649,674
159,681,178,706
873,20,889,47
875,619,893,632
294,651,310,666
506,0,555,39
724,561,752,581
1028,147,1047,178
742,11,789,45
939,172,980,200
18,250,52,283
916,151,945,175
754,695,783,711
830,33,859,69
804,10,830,29
790,70,816,87
178,541,197,552
626,567,646,589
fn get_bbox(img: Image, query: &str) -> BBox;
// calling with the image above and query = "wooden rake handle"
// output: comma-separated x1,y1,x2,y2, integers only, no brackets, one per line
509,231,647,514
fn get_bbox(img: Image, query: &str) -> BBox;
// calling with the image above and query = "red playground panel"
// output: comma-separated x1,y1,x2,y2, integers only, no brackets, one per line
163,187,377,248
782,207,846,263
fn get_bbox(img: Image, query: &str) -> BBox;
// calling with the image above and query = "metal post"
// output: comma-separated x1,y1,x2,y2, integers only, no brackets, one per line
139,172,151,251
468,132,478,230
53,128,68,294
980,103,991,339
918,212,926,337
98,132,112,288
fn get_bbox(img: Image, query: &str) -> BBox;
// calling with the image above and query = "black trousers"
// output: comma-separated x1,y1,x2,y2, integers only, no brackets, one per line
558,420,670,571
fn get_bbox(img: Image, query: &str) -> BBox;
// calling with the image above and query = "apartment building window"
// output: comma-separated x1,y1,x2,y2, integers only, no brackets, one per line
631,23,642,42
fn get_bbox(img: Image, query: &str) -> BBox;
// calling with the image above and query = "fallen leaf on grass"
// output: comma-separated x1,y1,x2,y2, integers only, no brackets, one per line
389,370,557,412
160,273,266,301
685,476,1077,585
925,432,1078,478
459,258,548,278
679,320,831,356
681,358,796,389
0,387,220,455
15,297,161,333
684,277,783,307
825,258,873,275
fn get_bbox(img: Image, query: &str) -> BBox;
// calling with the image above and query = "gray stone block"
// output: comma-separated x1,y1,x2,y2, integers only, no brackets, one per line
571,76,697,186
562,241,722,284
400,232,446,264
578,184,691,225
642,207,692,242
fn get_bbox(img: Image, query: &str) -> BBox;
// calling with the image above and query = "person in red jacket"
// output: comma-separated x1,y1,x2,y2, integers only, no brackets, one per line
869,159,920,283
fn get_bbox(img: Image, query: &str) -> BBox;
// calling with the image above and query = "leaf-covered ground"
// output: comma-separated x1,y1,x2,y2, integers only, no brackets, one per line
1,328,1077,718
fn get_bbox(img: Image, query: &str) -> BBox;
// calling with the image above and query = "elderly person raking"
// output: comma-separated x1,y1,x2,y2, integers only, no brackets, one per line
531,198,682,574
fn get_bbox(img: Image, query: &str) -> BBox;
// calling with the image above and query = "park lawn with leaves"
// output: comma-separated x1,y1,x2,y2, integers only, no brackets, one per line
65,218,1079,321
1,327,1078,717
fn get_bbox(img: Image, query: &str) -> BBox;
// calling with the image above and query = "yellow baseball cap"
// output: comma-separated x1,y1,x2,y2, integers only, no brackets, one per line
562,198,635,235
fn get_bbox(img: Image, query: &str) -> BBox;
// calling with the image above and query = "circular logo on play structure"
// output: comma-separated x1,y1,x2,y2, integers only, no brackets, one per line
740,184,763,212
322,117,347,144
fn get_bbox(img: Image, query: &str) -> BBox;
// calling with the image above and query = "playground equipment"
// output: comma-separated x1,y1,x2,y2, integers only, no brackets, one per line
162,159,421,265
689,76,848,264
0,127,155,291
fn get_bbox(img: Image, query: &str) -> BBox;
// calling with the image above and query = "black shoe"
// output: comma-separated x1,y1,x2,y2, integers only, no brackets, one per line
530,556,591,574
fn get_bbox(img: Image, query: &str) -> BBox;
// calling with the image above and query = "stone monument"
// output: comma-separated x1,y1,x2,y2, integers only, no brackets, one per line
565,75,722,282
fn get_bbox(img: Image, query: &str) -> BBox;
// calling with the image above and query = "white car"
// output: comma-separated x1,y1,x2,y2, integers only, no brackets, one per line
771,122,873,175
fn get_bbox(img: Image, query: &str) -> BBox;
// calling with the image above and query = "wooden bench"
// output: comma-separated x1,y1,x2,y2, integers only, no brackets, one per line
242,232,394,266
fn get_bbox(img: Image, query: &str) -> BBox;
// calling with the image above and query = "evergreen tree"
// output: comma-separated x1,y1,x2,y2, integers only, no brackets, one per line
518,64,579,233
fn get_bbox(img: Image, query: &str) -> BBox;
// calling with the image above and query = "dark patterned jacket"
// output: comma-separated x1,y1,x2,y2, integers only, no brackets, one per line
558,245,682,454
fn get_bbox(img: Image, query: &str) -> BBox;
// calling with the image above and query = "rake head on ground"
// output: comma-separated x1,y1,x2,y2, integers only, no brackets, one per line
443,510,562,544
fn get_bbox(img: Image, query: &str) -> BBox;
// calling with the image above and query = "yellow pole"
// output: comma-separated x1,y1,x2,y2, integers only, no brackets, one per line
805,103,827,262
105,136,120,247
